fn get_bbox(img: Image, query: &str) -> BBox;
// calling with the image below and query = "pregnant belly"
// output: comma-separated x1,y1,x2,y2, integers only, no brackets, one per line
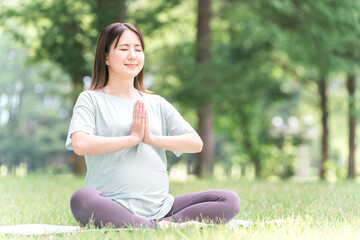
113,164,169,193
89,157,169,199
85,145,169,197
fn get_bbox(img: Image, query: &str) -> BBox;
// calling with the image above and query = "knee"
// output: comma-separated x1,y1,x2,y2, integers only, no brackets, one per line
70,188,102,213
224,190,240,216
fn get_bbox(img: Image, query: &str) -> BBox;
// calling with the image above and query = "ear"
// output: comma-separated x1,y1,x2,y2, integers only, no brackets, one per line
105,54,109,65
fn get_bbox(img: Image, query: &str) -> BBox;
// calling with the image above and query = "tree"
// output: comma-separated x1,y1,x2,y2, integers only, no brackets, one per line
331,13,360,179
317,76,328,179
148,0,295,178
128,0,216,177
194,0,214,177
243,0,360,179
347,75,355,178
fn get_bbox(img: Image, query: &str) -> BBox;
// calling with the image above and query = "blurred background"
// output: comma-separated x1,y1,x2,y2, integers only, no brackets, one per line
0,0,359,180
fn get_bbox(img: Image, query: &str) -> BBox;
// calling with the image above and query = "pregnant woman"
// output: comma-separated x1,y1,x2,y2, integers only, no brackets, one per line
65,22,240,229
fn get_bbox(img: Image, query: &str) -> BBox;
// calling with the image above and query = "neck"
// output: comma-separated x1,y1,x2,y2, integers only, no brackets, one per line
105,76,139,98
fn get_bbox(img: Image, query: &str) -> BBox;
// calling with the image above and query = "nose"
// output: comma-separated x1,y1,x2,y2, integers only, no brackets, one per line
128,49,136,60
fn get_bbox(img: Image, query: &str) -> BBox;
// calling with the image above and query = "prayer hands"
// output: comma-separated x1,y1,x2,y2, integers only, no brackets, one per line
130,100,146,143
129,100,153,144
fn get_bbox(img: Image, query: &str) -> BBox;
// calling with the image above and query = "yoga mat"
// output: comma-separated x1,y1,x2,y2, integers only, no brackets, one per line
0,219,253,235
0,224,81,235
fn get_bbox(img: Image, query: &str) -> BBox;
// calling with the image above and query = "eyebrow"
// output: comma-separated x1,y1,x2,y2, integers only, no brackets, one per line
117,44,142,47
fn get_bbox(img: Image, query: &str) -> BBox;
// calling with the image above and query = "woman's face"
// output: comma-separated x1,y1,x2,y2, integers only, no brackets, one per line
105,30,145,81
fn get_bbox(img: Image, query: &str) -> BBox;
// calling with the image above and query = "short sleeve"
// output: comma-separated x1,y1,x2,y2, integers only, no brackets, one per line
160,96,194,157
65,92,96,151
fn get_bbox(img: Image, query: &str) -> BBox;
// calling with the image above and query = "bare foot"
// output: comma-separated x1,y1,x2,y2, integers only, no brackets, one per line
157,220,207,229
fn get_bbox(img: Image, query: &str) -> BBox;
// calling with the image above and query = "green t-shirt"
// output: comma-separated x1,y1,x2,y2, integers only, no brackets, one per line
65,91,194,219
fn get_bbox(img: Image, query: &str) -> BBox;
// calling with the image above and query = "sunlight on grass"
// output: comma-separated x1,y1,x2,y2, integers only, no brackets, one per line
0,174,360,239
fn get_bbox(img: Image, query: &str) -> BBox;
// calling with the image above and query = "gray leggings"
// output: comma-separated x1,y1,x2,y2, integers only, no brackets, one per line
70,188,240,229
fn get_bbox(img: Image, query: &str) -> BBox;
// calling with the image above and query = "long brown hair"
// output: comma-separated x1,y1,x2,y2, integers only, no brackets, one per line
90,23,151,93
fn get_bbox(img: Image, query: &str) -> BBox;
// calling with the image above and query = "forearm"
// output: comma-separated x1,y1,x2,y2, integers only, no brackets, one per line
145,131,203,153
72,132,139,156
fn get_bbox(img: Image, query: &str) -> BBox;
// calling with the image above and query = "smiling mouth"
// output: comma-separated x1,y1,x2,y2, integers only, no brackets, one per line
125,64,137,68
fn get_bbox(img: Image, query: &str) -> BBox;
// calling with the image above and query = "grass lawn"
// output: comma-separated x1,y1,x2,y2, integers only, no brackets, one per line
1,174,360,239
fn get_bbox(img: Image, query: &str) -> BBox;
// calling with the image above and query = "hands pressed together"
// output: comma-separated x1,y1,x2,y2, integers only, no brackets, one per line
130,100,153,145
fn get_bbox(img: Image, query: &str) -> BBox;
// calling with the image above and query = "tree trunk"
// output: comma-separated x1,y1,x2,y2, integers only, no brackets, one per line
196,0,211,63
318,76,328,179
195,103,214,177
69,154,87,175
347,74,356,179
194,0,214,177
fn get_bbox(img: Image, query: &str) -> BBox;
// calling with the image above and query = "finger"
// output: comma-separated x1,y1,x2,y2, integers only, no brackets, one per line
133,102,138,124
141,102,145,119
143,105,148,128
144,110,149,131
134,101,141,125
138,101,144,121
142,107,145,125
144,108,148,123
137,100,142,115
133,100,139,115
139,102,144,124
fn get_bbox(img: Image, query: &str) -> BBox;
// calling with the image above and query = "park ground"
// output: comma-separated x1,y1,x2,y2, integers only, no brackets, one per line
1,174,360,239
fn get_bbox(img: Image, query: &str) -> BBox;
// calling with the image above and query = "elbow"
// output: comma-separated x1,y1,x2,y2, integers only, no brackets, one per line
195,138,203,153
72,141,86,156
191,131,203,153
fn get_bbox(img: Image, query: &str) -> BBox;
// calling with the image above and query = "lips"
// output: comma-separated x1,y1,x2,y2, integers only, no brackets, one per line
125,64,137,68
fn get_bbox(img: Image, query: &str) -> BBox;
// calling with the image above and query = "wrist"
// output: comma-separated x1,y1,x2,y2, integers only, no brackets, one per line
144,132,157,145
129,134,142,145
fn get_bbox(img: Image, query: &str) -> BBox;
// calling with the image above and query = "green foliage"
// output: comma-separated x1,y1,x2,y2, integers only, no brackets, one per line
225,0,360,178
1,0,360,178
261,138,296,178
0,36,72,172
128,0,183,37
210,2,295,177
248,0,360,73
0,0,129,90
1,0,93,85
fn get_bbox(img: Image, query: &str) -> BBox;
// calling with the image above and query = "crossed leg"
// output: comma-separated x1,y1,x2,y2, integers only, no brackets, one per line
70,188,156,229
70,188,240,229
160,189,240,224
